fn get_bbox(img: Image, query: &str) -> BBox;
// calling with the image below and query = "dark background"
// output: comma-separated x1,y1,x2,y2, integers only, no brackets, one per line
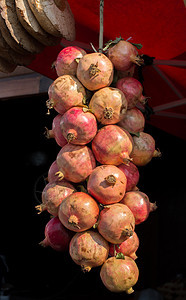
0,94,186,299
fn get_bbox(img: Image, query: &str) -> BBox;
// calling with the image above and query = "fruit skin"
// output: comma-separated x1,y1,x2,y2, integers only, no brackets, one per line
130,132,161,166
58,192,99,232
109,231,139,260
76,52,114,91
56,144,96,183
89,87,127,125
100,256,139,293
116,77,146,109
118,107,145,134
47,75,86,115
120,191,157,225
97,203,135,244
55,46,87,77
47,160,59,183
92,125,133,165
87,165,127,205
69,230,109,272
39,216,73,251
60,106,97,145
107,40,143,72
118,161,139,192
36,180,76,216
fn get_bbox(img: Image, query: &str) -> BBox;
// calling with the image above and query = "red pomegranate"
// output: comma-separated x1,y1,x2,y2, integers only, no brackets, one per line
76,52,114,90
60,106,97,145
107,40,143,72
69,230,109,272
116,77,147,109
118,161,139,192
118,107,145,134
55,46,87,77
89,87,127,125
92,125,133,165
97,203,135,244
47,160,59,183
130,132,161,166
47,75,86,115
35,180,76,216
100,256,139,293
45,114,67,148
120,191,157,225
87,165,127,205
39,216,73,251
58,192,99,232
109,231,139,260
56,144,96,183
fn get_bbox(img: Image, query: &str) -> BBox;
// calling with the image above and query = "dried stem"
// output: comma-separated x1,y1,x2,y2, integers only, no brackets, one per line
99,0,104,52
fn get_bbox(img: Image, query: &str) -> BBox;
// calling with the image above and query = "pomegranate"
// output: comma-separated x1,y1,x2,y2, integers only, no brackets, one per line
47,160,59,183
109,231,139,260
118,107,145,134
39,216,73,251
56,144,96,183
76,52,114,91
60,106,97,145
92,125,133,165
117,65,135,79
116,77,147,109
100,256,139,293
69,230,109,272
35,180,76,216
55,46,87,77
47,75,86,115
120,191,157,225
45,114,67,148
89,87,127,125
118,161,139,192
130,132,161,166
107,39,143,72
58,192,99,232
97,203,135,244
87,165,127,205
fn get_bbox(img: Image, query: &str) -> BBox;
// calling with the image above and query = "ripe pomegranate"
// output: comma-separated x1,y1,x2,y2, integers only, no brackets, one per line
69,230,109,272
97,203,135,244
39,216,73,251
56,144,96,183
120,191,157,225
47,75,86,115
87,165,127,205
60,106,97,145
118,161,139,192
100,256,139,293
92,125,133,165
89,87,127,125
130,132,161,166
109,231,139,260
55,46,87,77
47,160,59,183
58,192,99,232
35,180,76,216
107,40,143,72
76,52,114,91
118,107,145,134
116,77,147,109
45,114,67,148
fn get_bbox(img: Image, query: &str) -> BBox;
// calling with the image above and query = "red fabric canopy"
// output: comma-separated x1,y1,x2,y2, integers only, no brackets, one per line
29,0,186,139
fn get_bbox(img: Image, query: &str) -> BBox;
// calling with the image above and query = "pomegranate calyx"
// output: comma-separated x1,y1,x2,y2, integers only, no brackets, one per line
103,107,113,119
55,171,64,181
81,265,91,273
46,99,54,115
67,132,76,143
122,227,133,238
105,174,116,186
131,54,144,66
115,252,125,259
68,215,80,229
89,62,101,78
35,203,46,214
126,287,134,294
150,201,158,212
44,127,54,139
153,149,162,158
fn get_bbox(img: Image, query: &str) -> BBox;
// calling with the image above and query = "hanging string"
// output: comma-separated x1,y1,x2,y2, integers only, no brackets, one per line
99,0,104,52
